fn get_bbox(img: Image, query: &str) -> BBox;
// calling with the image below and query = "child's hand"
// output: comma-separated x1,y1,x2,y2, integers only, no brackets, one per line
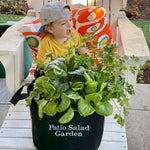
78,48,89,55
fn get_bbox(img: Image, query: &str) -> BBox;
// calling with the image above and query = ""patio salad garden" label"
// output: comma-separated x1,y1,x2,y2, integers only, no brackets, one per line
49,124,90,137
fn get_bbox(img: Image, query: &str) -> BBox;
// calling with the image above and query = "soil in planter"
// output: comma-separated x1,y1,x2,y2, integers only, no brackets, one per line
137,61,150,84
142,67,150,84
127,0,150,20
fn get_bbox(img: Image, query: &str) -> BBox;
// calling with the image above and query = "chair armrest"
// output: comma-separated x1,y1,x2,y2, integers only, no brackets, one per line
0,15,35,94
118,11,150,87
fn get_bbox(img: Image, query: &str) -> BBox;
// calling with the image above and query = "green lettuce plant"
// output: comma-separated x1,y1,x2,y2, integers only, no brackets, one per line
26,34,141,126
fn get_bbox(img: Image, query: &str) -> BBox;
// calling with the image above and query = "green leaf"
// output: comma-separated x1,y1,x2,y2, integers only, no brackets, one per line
57,93,71,113
85,93,102,104
43,100,58,116
34,77,56,98
95,101,113,116
68,66,86,75
73,53,95,68
123,107,129,116
45,52,54,61
67,92,82,100
56,57,69,65
131,55,139,62
120,97,130,107
48,58,68,71
59,107,74,124
68,55,76,71
125,82,135,95
78,98,95,117
25,98,32,107
42,81,56,99
35,76,51,84
129,66,137,75
85,81,98,94
114,114,124,126
53,80,69,93
53,93,60,99
53,67,67,76
46,58,68,77
70,81,84,92
99,82,107,93
29,91,40,101
84,71,93,81
38,100,48,118
86,70,95,81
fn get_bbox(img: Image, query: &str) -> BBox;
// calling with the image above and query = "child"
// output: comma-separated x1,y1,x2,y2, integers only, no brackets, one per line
37,1,88,63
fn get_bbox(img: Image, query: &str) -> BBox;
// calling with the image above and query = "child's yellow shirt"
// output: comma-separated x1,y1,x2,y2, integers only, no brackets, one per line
37,28,83,62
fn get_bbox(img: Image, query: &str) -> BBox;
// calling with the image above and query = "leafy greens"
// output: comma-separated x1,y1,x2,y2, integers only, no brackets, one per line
26,34,141,126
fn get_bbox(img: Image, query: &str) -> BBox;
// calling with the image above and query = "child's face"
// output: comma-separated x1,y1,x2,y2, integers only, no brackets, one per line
47,8,73,43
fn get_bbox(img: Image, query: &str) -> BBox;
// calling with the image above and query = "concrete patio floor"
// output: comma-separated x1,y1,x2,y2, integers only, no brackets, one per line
0,79,150,150
0,79,11,128
125,84,150,150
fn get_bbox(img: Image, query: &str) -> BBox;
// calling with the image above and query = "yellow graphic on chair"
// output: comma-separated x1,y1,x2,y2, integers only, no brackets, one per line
25,35,41,59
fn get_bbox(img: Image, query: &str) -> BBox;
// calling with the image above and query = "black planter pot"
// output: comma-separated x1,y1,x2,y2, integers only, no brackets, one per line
10,76,104,150
30,100,104,150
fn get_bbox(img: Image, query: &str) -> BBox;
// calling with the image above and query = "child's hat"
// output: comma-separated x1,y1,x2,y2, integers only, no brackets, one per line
40,1,72,25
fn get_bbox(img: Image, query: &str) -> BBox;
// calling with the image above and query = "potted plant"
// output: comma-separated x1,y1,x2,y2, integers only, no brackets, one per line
25,34,140,150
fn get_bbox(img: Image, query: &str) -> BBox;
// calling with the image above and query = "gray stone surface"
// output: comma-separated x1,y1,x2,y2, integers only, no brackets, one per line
125,84,150,150
0,79,11,127
0,104,10,127
0,79,11,104
127,84,150,110
125,110,150,150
